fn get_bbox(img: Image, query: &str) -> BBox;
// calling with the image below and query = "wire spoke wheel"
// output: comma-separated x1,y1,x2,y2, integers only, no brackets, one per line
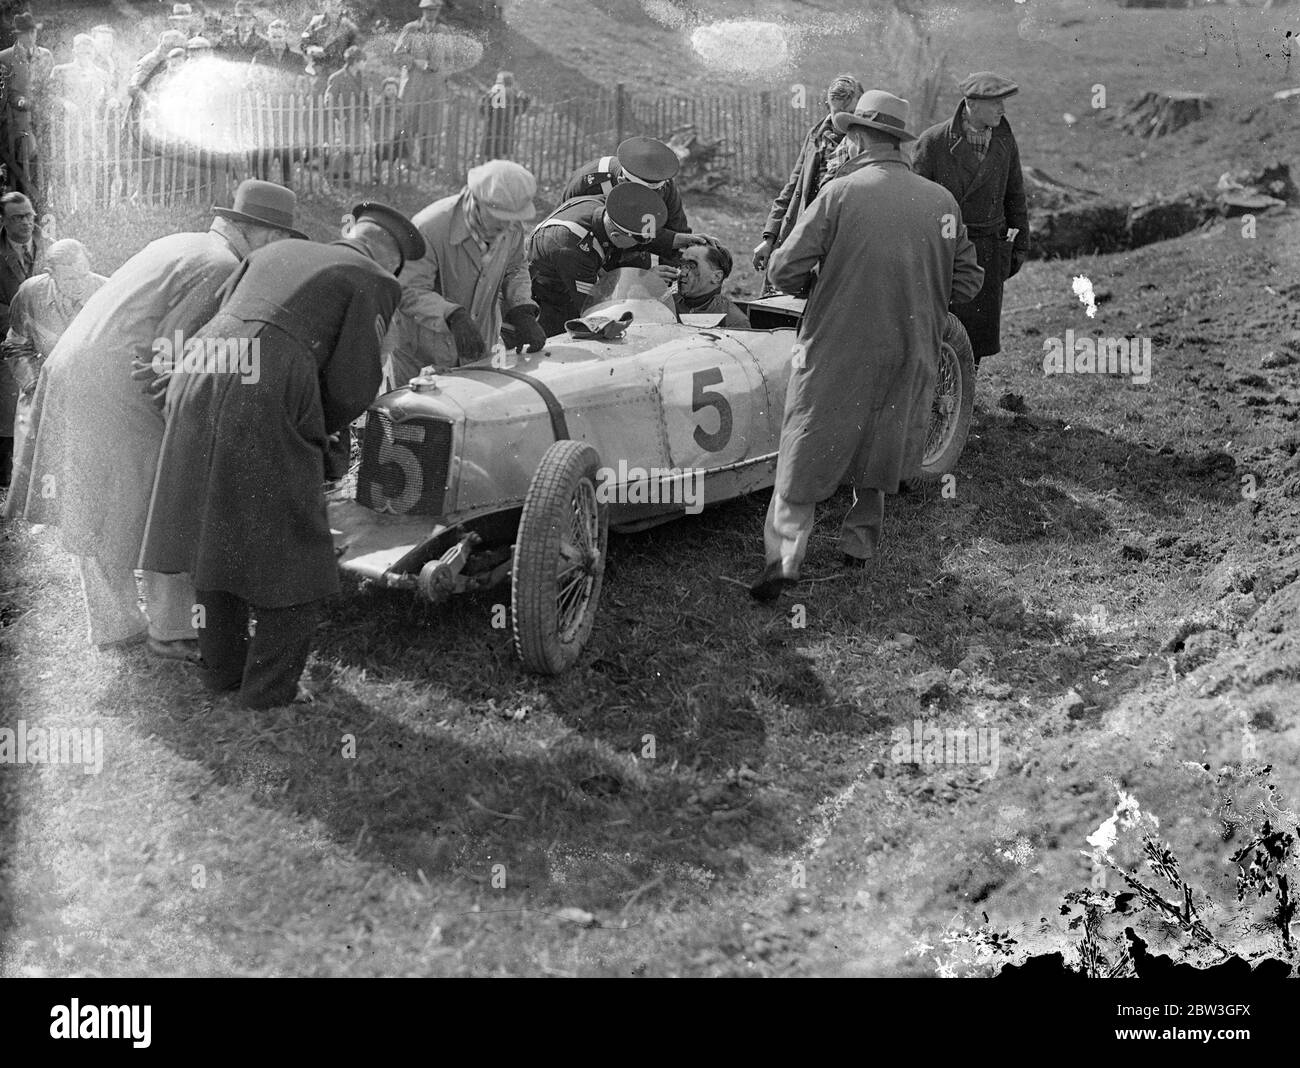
917,313,976,480
512,441,608,674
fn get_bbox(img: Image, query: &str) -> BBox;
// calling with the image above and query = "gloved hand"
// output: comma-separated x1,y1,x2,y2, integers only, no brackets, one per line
1006,247,1027,279
445,306,485,364
752,237,775,271
130,354,170,411
501,305,546,353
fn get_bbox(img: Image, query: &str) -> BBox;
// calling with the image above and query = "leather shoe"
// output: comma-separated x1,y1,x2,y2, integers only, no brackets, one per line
147,637,202,663
749,561,794,603
842,553,871,570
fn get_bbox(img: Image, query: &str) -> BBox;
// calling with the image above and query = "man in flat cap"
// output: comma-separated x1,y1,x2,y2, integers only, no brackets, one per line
912,72,1029,367
752,91,983,601
12,181,305,658
560,137,702,267
384,160,543,385
139,203,422,708
527,183,676,336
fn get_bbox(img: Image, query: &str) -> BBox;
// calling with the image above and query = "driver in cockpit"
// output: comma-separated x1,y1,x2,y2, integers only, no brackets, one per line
672,239,749,328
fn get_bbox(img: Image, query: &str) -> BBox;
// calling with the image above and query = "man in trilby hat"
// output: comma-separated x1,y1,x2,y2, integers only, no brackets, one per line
912,72,1029,365
751,90,983,602
11,181,305,660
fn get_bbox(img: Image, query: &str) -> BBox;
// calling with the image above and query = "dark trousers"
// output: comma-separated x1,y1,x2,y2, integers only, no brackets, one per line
0,435,12,487
195,589,323,709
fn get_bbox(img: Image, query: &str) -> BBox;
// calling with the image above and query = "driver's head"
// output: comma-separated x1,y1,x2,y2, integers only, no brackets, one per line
602,183,667,250
678,240,732,298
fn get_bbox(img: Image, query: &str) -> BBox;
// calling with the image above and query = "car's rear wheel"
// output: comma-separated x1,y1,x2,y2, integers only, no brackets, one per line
512,440,608,675
916,313,975,480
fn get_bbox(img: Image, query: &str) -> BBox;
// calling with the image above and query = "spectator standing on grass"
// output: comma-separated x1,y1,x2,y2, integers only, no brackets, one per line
372,76,409,178
0,189,44,486
383,159,544,384
50,34,111,119
324,45,369,183
394,0,449,168
0,12,52,202
302,0,360,73
137,204,423,709
10,181,305,659
749,91,983,602
1,238,105,507
912,72,1029,368
561,137,695,267
479,70,529,161
752,73,862,290
90,25,122,98
249,20,310,185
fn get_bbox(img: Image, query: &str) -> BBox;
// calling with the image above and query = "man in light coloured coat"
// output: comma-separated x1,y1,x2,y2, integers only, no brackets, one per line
383,159,545,386
12,181,306,656
751,91,984,602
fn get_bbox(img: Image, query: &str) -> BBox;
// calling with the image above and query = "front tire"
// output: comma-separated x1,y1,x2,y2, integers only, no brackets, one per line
917,313,975,480
512,440,608,675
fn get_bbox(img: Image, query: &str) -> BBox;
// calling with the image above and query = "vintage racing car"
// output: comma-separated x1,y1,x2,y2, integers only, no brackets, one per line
328,270,975,674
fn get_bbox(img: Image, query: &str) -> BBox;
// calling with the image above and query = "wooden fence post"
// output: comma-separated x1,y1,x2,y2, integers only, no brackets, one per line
615,82,626,145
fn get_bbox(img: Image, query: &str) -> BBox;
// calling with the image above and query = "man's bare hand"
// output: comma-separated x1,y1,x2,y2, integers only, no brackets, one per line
653,265,680,286
752,237,774,271
671,232,709,250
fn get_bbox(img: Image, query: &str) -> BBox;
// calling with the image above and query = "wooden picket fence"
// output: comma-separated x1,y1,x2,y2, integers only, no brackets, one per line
38,84,825,211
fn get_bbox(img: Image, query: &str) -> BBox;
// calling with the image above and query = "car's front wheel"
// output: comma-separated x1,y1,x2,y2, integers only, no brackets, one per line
512,440,608,675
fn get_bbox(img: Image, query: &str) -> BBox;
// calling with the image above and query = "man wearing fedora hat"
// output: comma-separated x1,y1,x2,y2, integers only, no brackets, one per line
384,159,543,384
13,181,304,661
0,11,52,200
913,72,1029,366
751,90,983,602
138,203,422,708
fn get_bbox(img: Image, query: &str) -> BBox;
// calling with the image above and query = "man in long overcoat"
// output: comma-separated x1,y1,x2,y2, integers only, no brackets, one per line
911,72,1029,363
384,159,543,384
138,204,424,709
12,181,305,655
751,91,984,602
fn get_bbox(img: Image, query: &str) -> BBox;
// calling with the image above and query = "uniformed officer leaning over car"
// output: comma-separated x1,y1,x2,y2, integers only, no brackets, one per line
527,182,676,337
560,136,699,266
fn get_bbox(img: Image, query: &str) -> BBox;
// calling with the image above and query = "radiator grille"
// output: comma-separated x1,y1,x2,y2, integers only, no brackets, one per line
355,410,452,517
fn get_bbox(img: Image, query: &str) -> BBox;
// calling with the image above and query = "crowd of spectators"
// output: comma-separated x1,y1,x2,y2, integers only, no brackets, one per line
0,1,531,203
